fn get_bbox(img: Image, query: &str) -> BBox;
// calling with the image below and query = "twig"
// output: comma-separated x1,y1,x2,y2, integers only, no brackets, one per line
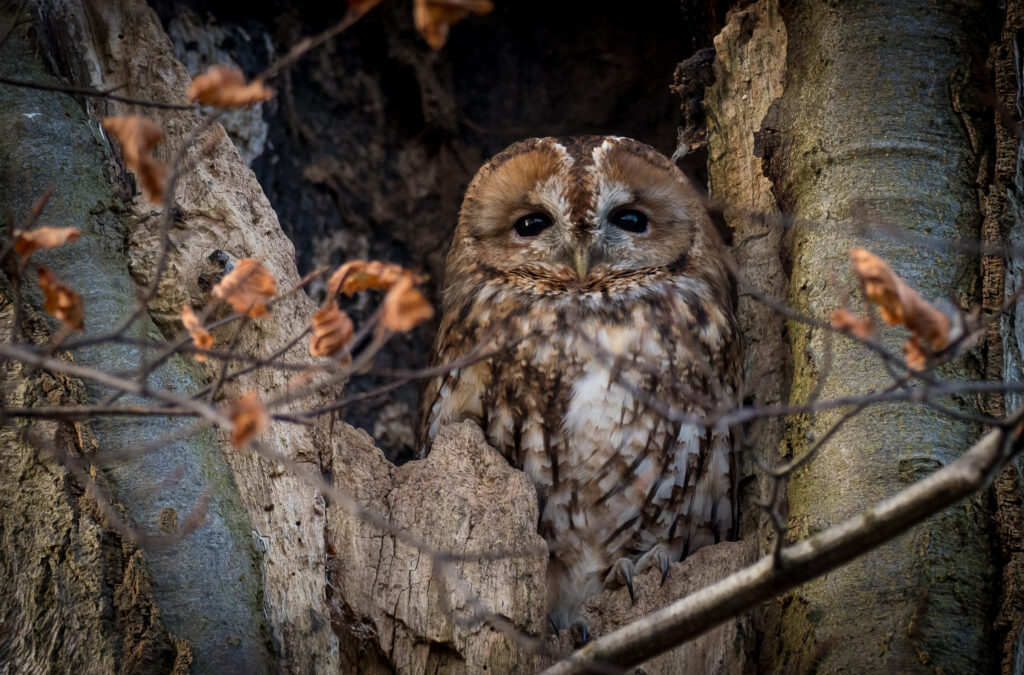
0,76,193,110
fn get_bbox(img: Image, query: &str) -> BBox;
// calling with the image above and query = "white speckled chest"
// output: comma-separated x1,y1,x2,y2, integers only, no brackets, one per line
423,284,735,622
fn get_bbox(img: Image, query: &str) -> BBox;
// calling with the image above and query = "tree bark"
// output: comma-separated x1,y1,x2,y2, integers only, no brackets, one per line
716,0,1001,670
0,5,275,671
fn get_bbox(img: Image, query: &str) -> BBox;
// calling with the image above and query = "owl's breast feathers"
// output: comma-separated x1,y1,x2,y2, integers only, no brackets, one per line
418,270,738,619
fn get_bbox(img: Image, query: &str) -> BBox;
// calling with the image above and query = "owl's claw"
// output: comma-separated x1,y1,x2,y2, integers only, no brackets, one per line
604,557,637,605
548,615,591,646
635,543,674,587
571,620,590,645
603,545,675,605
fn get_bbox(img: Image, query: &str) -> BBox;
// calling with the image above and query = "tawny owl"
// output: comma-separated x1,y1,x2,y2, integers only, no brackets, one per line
418,136,740,628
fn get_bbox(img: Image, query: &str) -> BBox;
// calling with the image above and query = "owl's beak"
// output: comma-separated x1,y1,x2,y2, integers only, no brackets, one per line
574,248,590,281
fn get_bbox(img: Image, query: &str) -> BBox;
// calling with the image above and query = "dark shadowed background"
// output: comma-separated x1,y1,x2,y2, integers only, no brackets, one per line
150,0,727,460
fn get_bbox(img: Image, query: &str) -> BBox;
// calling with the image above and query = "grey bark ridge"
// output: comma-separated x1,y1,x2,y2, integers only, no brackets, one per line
751,0,998,670
0,8,274,674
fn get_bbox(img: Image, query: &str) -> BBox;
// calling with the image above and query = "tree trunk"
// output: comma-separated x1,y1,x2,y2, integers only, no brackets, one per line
707,0,1004,671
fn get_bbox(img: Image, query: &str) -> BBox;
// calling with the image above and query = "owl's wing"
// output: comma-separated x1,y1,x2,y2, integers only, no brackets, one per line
415,308,484,457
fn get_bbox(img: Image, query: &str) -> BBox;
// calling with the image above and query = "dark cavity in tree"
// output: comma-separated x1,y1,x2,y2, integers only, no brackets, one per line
152,0,710,461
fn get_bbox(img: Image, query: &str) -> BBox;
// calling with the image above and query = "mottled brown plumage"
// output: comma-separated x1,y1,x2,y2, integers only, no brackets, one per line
418,136,740,626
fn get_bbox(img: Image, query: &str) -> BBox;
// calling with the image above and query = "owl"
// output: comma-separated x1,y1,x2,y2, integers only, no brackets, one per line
418,136,740,628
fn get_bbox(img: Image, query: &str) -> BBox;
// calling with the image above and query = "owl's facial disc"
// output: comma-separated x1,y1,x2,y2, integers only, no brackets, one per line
451,136,710,299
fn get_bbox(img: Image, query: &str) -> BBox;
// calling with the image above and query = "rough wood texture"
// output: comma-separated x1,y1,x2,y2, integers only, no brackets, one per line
704,0,789,550
702,4,789,663
1,6,273,671
328,421,548,673
993,2,1024,673
330,421,755,674
3,2,777,672
0,286,190,673
752,0,998,670
33,0,334,669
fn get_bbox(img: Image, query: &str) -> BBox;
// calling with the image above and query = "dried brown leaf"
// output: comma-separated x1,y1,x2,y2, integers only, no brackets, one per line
181,305,214,362
381,271,434,332
413,0,494,49
187,65,274,108
212,258,278,317
101,116,168,204
327,260,407,297
37,266,84,331
849,247,951,353
12,227,80,262
829,307,874,339
902,337,928,371
310,301,354,357
229,391,269,447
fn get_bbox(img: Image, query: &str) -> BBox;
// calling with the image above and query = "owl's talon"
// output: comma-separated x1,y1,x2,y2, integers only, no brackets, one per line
634,543,674,588
548,613,561,633
604,557,637,605
571,620,590,645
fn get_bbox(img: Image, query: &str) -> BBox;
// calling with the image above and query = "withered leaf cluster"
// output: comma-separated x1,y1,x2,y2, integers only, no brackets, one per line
212,258,278,318
102,116,167,204
831,247,952,370
103,65,274,205
312,260,433,357
6,199,85,330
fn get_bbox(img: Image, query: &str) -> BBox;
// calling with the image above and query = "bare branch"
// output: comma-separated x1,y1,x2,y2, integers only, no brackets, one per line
541,423,1016,674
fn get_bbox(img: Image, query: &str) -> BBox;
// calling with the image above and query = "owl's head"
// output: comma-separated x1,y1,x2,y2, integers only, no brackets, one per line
445,136,726,308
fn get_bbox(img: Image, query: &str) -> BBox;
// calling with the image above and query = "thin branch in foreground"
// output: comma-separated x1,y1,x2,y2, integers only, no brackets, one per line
0,76,194,110
541,421,1017,674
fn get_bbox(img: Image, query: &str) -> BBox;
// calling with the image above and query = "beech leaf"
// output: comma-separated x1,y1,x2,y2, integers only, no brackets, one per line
101,116,168,204
413,0,494,50
181,306,214,362
187,65,274,108
212,258,278,318
381,271,434,332
13,227,80,262
37,266,84,331
229,391,269,448
310,302,355,357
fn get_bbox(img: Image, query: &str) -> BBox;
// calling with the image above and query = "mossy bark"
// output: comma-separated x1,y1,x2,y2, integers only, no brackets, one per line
0,7,273,672
749,0,999,671
709,0,1006,671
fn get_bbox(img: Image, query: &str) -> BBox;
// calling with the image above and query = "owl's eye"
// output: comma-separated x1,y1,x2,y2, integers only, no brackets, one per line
513,212,554,237
609,209,648,233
